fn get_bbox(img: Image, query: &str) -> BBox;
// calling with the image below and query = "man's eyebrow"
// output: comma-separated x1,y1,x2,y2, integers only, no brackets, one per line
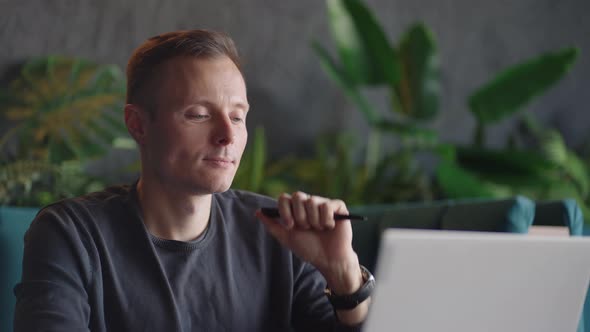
189,99,249,111
234,101,250,111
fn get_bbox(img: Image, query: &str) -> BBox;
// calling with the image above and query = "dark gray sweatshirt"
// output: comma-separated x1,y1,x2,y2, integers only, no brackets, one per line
14,184,361,332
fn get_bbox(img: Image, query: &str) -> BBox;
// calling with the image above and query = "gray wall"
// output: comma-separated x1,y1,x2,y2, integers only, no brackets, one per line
1,0,589,158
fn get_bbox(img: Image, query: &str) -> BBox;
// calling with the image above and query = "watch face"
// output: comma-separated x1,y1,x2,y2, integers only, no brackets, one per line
360,265,374,282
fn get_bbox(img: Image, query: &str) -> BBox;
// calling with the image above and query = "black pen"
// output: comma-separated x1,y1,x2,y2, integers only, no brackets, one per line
260,207,367,221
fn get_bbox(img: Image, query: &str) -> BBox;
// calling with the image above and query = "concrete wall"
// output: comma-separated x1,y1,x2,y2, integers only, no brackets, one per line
1,0,588,158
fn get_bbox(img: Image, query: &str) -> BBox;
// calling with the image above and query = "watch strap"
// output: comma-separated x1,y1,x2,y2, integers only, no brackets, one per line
324,265,375,310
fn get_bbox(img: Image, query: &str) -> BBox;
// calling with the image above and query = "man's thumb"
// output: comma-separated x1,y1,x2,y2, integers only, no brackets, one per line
256,210,290,246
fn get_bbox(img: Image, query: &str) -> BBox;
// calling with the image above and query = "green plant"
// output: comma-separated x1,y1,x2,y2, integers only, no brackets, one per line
437,49,586,217
310,0,450,204
232,126,293,198
0,56,133,206
311,0,586,221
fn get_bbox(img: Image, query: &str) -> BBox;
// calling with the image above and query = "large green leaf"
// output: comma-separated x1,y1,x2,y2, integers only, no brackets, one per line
541,131,588,194
469,48,578,124
451,146,590,200
517,115,589,198
326,0,400,85
395,23,439,120
436,161,501,199
455,147,558,180
439,163,590,223
312,41,380,125
533,128,589,197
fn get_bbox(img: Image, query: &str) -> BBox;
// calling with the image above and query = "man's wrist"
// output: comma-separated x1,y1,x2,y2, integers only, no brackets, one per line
319,250,364,294
325,265,375,310
325,264,364,295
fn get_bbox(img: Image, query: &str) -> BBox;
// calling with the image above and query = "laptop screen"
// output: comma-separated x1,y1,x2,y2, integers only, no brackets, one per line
363,230,590,332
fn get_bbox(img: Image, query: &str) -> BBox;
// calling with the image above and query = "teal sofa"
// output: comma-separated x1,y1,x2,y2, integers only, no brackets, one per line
349,196,535,272
1,206,38,332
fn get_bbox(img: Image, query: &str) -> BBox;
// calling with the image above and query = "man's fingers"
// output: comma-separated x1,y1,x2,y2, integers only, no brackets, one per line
304,195,322,230
256,210,289,245
291,191,310,229
275,192,348,231
278,193,294,229
319,202,335,230
332,199,349,216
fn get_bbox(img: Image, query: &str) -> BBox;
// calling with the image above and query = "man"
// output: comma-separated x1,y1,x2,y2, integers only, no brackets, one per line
14,29,373,331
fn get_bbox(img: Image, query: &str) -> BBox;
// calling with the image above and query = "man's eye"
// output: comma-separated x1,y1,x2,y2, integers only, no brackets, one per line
231,117,244,123
187,114,209,120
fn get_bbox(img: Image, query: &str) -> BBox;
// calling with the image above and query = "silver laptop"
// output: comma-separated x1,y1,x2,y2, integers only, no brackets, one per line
364,229,590,332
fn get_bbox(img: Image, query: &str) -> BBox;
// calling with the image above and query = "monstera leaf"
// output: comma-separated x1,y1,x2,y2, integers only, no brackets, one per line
0,56,131,164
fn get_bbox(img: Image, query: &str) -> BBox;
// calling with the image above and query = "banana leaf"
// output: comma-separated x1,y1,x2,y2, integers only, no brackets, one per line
325,0,400,86
455,147,558,178
312,41,380,125
469,48,578,124
395,23,439,120
436,160,506,199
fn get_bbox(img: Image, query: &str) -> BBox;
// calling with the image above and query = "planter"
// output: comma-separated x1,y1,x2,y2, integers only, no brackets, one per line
0,206,39,332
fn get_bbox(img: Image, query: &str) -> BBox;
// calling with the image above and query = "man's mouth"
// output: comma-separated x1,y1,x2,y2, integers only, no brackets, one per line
203,157,235,167
204,157,234,163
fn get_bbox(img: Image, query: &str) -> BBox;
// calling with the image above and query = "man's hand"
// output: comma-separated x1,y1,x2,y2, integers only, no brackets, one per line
255,191,369,325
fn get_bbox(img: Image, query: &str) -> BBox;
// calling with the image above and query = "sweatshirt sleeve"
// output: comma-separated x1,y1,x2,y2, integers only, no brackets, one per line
291,259,363,332
13,205,93,332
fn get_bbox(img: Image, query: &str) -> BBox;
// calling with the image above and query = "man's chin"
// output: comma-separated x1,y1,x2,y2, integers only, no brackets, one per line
210,184,232,194
188,179,234,195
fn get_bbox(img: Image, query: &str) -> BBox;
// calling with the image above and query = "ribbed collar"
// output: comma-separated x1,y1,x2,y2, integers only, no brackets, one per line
129,181,219,253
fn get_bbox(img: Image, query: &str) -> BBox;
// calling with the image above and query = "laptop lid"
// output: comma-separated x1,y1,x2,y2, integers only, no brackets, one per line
364,229,590,332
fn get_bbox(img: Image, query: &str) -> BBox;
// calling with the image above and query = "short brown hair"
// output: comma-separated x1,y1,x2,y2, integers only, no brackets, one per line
126,29,241,112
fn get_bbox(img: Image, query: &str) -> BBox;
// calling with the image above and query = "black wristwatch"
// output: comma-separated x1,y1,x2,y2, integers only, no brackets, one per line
324,265,375,310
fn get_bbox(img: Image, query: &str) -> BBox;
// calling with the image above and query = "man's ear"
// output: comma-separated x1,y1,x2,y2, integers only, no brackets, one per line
124,104,148,146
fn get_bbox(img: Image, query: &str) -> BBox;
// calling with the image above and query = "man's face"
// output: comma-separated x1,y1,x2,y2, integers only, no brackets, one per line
141,55,249,194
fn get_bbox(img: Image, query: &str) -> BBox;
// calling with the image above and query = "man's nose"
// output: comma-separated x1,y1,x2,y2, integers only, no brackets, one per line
213,117,235,146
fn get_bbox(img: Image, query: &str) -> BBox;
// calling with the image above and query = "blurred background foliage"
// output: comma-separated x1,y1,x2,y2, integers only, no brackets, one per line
0,56,134,206
1,0,587,225
233,0,589,222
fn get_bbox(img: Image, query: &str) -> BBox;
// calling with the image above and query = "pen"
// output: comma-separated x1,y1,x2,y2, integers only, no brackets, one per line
260,207,367,221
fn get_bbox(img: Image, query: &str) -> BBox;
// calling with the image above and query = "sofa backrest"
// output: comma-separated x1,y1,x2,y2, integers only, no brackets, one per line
0,207,38,332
